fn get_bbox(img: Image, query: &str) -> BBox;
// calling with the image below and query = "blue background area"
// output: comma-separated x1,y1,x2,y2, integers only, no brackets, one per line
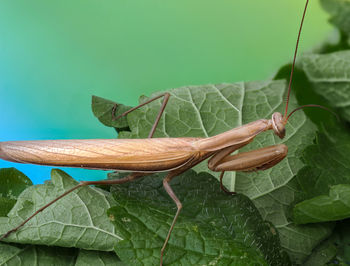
0,0,332,184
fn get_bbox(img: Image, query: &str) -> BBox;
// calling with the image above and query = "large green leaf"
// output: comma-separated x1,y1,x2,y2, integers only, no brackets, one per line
92,80,330,263
108,171,290,265
0,169,121,251
300,50,350,122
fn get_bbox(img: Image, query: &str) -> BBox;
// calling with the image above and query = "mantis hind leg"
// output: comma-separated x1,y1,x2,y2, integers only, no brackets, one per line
112,92,170,138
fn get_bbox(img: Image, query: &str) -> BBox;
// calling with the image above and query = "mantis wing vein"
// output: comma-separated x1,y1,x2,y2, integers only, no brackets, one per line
0,138,201,172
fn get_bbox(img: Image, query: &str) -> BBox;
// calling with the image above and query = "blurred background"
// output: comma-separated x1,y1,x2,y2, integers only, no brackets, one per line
0,0,333,184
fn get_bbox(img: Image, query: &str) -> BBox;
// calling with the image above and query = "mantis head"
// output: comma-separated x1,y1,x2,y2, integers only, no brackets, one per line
271,112,286,139
271,105,337,140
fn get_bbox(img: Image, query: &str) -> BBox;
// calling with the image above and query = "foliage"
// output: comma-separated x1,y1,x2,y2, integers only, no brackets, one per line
1,0,350,264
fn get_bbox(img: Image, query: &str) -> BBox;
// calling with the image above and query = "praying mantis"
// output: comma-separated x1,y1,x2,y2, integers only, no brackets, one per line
0,0,332,264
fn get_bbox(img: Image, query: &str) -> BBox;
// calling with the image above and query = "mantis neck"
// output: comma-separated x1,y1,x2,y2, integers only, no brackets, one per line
194,119,272,152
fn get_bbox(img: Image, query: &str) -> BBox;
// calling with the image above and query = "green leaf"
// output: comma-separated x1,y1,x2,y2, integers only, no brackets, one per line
0,198,17,218
302,219,350,265
0,169,122,252
292,124,350,225
75,250,125,266
108,171,290,265
0,168,32,199
0,168,32,217
274,64,337,128
0,243,77,266
275,59,350,263
300,50,350,122
0,242,124,266
91,95,132,131
295,129,350,199
302,236,338,266
330,219,350,264
320,0,350,42
92,81,328,263
294,184,350,224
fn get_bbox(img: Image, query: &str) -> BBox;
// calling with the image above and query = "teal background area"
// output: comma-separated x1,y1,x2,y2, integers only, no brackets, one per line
0,0,332,184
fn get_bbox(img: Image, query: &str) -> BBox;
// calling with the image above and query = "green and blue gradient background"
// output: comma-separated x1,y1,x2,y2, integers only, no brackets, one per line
0,0,332,184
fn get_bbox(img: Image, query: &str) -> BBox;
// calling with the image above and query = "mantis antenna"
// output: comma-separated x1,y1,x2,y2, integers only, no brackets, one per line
284,0,309,120
283,0,337,123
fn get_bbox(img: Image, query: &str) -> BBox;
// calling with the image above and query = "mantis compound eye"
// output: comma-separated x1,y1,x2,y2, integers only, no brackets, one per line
271,112,286,139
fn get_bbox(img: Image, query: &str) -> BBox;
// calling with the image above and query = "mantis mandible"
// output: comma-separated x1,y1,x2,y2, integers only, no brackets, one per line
0,0,331,264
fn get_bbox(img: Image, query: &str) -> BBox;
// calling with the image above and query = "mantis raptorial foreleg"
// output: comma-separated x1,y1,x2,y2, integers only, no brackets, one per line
214,144,288,195
210,144,288,172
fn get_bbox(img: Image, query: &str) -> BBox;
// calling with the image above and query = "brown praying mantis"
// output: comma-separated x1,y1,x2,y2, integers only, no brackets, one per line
0,0,333,265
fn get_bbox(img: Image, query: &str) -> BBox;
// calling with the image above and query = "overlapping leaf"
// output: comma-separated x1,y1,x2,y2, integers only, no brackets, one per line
0,242,124,266
294,128,350,198
302,237,338,266
0,168,290,265
300,50,350,122
303,219,350,265
294,184,350,224
291,122,350,226
0,169,122,251
75,250,125,266
320,0,350,41
0,243,77,266
274,52,350,265
92,80,330,263
1,1,349,263
109,171,290,265
92,95,132,131
329,219,350,264
0,168,32,217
